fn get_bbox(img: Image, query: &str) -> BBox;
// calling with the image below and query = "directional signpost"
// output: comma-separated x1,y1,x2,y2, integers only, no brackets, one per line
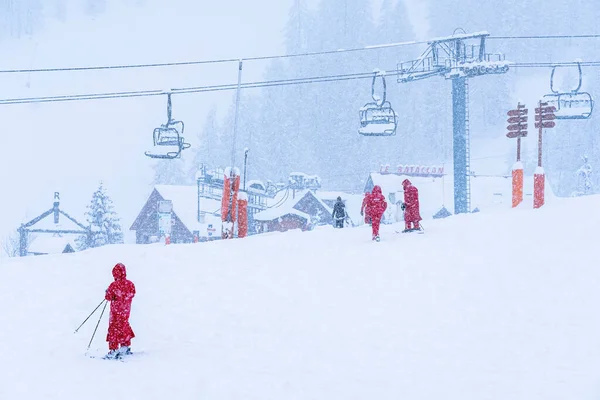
533,101,556,209
507,103,528,207
506,105,528,156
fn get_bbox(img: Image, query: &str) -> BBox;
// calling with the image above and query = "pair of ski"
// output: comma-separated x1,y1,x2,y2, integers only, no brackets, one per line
395,228,425,234
89,351,145,362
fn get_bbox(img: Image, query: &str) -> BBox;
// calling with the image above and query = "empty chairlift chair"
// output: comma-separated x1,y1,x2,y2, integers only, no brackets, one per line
542,62,594,120
145,92,191,159
359,70,399,136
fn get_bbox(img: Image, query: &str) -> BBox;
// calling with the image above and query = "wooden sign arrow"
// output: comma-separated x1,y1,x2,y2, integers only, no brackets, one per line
535,121,556,129
535,106,557,114
507,109,528,116
508,116,528,124
535,114,556,121
507,131,528,138
507,124,527,131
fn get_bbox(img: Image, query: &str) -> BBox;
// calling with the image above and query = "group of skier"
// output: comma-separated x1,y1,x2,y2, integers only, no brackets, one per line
332,178,422,241
94,180,421,359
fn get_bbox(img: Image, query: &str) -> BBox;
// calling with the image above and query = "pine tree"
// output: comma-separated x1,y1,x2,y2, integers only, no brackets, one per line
0,0,43,38
77,182,123,250
23,0,43,36
189,106,218,180
285,0,312,55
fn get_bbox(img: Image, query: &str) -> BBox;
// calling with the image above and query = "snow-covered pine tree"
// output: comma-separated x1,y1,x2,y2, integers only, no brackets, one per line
0,0,43,38
188,105,219,181
285,0,312,55
77,182,123,250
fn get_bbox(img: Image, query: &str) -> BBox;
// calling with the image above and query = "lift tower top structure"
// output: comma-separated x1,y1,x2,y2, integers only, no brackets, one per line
396,30,510,214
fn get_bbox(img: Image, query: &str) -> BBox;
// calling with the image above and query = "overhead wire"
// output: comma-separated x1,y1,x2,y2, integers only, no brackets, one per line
2,34,600,105
0,68,400,105
4,59,600,105
511,61,600,68
488,34,600,40
0,33,599,75
0,40,429,75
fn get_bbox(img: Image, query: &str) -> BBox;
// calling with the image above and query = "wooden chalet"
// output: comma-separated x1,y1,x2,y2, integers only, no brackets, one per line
130,185,223,244
315,191,365,227
18,192,90,256
253,190,333,233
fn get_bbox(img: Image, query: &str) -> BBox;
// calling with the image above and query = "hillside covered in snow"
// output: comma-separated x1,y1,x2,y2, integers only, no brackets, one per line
1,195,600,399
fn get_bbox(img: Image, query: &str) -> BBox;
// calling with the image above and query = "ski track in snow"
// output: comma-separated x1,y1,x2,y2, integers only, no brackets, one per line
1,196,600,399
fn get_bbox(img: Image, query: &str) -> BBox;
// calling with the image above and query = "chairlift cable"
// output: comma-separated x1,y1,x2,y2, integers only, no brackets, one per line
488,34,600,40
4,60,600,105
0,69,400,105
4,34,600,75
0,40,429,75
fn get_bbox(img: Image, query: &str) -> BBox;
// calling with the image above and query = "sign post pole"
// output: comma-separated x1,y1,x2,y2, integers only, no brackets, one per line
533,101,556,209
506,103,528,207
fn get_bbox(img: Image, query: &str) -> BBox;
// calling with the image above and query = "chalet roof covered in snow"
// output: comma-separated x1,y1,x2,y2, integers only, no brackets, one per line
255,190,330,222
253,203,310,222
27,234,77,255
246,180,266,192
314,191,365,227
29,212,88,232
152,185,222,235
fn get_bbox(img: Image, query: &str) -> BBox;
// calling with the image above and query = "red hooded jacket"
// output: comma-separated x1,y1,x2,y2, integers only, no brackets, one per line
361,192,370,214
402,179,422,222
105,263,135,347
366,185,387,219
105,263,136,317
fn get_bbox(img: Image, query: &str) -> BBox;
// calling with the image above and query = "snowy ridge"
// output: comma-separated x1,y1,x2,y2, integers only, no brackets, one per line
1,195,600,399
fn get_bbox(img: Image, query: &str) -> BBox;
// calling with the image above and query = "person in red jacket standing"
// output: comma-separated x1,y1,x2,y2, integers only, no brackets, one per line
104,263,136,359
366,185,387,241
360,191,371,225
401,179,422,232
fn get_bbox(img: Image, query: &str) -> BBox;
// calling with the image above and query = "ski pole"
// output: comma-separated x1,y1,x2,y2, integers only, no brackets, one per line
87,300,108,351
74,299,106,333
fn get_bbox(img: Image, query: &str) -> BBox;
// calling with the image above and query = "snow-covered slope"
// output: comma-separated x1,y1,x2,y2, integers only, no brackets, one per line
1,196,600,399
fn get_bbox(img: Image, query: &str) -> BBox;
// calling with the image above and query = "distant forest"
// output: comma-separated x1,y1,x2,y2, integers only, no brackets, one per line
188,0,600,196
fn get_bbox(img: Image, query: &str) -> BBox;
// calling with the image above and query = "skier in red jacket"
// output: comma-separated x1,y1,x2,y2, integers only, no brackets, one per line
366,185,387,241
401,179,422,232
104,263,136,359
360,191,371,224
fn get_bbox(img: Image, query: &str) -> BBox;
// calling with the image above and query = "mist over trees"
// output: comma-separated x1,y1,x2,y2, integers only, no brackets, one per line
194,0,600,196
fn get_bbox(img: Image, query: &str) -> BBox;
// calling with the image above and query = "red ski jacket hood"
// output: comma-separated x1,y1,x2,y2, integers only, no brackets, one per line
112,263,127,280
402,179,412,188
366,185,387,219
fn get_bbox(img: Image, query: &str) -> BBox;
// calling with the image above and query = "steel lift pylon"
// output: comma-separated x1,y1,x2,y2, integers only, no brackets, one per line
396,30,510,214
